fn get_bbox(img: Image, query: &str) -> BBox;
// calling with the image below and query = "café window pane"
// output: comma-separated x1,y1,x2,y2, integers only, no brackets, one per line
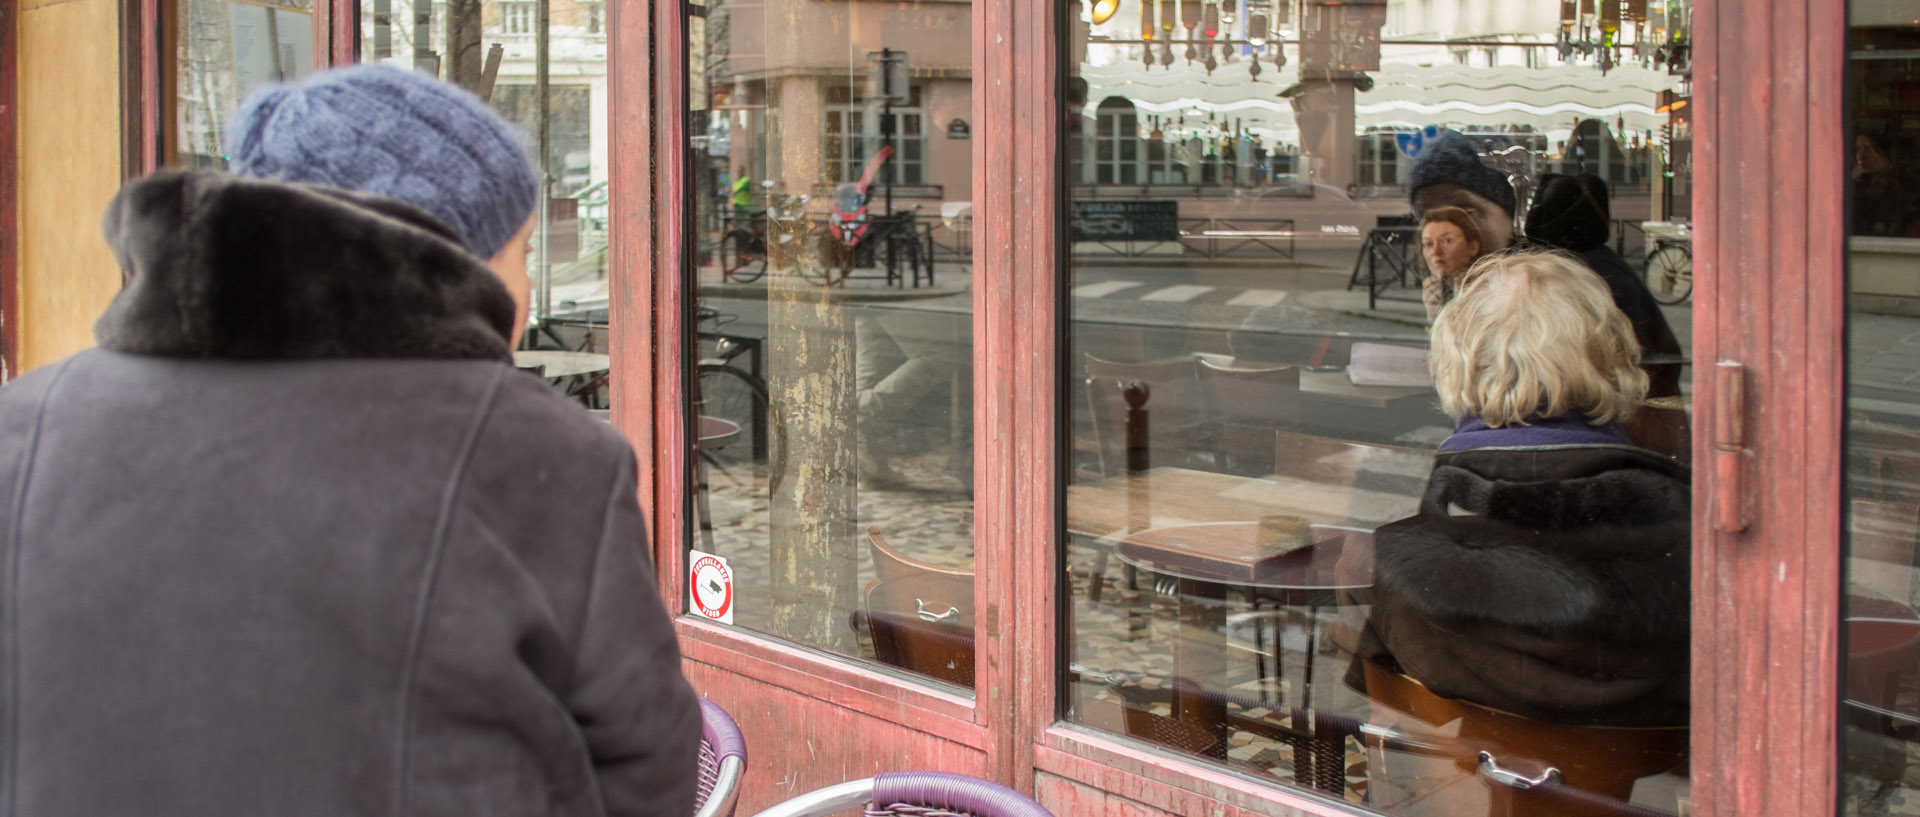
166,0,315,168
684,0,976,690
353,1,616,457
1064,1,1697,810
1841,2,1920,812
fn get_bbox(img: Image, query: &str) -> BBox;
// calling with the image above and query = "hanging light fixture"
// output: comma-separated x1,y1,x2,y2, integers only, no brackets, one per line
1141,0,1157,69
1247,8,1269,48
1183,0,1202,66
1160,0,1179,66
1090,0,1119,25
1219,0,1239,59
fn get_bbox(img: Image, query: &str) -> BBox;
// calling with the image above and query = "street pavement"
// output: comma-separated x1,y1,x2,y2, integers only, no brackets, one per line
693,243,1920,427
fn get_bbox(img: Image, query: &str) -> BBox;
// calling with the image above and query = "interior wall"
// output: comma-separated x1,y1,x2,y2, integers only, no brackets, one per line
18,0,122,371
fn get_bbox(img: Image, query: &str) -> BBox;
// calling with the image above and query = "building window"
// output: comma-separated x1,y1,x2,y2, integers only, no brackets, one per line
824,84,926,186
499,1,533,35
583,0,603,34
1093,97,1139,185
1357,131,1408,187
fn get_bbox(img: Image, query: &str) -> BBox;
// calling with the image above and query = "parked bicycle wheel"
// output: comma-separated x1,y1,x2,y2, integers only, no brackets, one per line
720,226,767,283
1646,242,1693,305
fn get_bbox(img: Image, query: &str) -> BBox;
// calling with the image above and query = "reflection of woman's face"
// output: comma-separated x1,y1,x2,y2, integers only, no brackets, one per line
1422,221,1480,279
1859,135,1892,174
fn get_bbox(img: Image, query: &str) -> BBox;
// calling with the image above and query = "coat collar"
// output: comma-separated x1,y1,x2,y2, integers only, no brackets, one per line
94,170,516,363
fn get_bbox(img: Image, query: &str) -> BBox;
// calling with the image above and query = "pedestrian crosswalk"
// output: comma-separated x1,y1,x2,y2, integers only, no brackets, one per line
1071,279,1291,307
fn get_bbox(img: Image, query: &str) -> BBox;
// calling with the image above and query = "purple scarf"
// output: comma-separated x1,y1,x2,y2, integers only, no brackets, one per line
1438,412,1632,453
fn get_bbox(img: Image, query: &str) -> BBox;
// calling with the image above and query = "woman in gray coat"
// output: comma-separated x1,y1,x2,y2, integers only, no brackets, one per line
0,65,700,817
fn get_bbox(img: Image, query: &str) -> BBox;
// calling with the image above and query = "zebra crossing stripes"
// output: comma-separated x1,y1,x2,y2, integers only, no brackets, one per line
1225,289,1289,308
1072,279,1290,308
1071,280,1145,298
1139,285,1216,303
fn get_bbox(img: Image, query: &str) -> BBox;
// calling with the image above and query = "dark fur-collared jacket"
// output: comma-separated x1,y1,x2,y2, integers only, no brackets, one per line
1348,443,1692,728
0,171,700,817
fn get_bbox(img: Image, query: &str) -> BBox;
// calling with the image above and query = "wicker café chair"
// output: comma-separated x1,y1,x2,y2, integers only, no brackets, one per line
745,771,1053,817
695,699,749,817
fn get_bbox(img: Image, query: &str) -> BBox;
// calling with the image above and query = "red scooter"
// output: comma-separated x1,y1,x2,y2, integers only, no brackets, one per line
821,145,930,287
828,145,894,257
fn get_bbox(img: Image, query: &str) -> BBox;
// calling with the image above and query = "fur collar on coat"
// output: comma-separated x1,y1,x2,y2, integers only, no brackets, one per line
1352,444,1693,725
1373,445,1691,646
94,170,517,363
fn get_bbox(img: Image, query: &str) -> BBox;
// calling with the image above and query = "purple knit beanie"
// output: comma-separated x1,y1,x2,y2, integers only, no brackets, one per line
224,64,539,259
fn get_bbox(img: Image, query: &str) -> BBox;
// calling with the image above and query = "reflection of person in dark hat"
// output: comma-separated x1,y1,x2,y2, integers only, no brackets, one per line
1407,130,1518,252
1525,172,1684,398
1854,132,1910,237
1406,130,1517,314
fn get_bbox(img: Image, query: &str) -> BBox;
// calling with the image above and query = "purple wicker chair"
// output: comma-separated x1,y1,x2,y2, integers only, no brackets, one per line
695,699,749,817
744,771,1053,817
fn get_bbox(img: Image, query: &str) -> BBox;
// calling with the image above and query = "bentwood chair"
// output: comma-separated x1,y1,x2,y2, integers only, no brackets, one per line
745,771,1054,817
694,699,749,817
1360,661,1688,817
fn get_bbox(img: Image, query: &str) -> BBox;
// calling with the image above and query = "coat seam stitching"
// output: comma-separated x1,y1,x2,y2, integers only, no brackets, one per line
390,364,508,817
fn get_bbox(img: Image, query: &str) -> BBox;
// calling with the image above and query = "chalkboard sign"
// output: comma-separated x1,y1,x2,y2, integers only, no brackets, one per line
1071,200,1180,242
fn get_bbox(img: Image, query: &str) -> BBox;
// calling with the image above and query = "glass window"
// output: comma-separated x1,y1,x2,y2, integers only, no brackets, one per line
1841,3,1920,812
353,0,615,423
1065,1,1697,811
685,0,976,691
826,85,927,186
166,0,315,168
498,2,533,36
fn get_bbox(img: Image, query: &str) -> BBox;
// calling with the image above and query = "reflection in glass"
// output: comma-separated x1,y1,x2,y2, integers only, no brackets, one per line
1064,2,1696,811
1843,4,1920,813
169,0,315,167
355,0,612,372
683,0,975,689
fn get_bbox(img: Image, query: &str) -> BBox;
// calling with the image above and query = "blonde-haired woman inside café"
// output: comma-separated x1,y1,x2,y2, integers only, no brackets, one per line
1349,250,1691,729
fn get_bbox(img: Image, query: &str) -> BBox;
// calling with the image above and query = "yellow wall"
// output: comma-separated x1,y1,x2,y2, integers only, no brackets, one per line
17,0,122,371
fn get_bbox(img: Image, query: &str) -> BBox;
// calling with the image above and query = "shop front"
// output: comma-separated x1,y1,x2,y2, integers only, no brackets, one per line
4,0,1916,814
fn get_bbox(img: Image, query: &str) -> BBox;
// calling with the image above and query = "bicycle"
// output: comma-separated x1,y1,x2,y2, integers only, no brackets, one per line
717,211,768,284
1644,238,1693,305
692,306,778,552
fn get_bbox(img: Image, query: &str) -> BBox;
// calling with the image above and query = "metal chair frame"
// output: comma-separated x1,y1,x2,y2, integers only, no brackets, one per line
744,771,1054,817
695,699,749,817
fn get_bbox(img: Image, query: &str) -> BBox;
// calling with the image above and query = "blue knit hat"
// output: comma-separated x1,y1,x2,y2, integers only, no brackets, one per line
1405,130,1516,217
225,64,539,259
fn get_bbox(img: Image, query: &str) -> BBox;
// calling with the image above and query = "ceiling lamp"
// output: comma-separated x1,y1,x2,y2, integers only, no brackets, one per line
1090,0,1119,25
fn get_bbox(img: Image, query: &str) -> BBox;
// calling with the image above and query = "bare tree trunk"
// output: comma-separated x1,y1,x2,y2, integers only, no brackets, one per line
443,0,482,94
764,74,857,652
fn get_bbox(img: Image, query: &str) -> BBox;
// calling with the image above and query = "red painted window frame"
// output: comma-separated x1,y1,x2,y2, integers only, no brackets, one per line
1689,0,1847,814
622,0,1855,814
1,0,16,380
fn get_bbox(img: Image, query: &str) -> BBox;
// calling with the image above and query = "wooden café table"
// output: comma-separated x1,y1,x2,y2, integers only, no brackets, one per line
1066,465,1424,756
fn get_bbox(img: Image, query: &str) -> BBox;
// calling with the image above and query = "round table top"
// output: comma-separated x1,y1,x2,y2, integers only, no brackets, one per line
1114,521,1374,591
1844,593,1920,724
697,415,741,445
514,350,612,379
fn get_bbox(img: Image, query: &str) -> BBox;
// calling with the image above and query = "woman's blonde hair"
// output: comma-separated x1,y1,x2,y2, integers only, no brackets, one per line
1429,251,1647,427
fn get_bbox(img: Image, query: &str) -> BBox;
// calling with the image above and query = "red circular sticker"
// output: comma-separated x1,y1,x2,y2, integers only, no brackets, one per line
690,554,733,620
